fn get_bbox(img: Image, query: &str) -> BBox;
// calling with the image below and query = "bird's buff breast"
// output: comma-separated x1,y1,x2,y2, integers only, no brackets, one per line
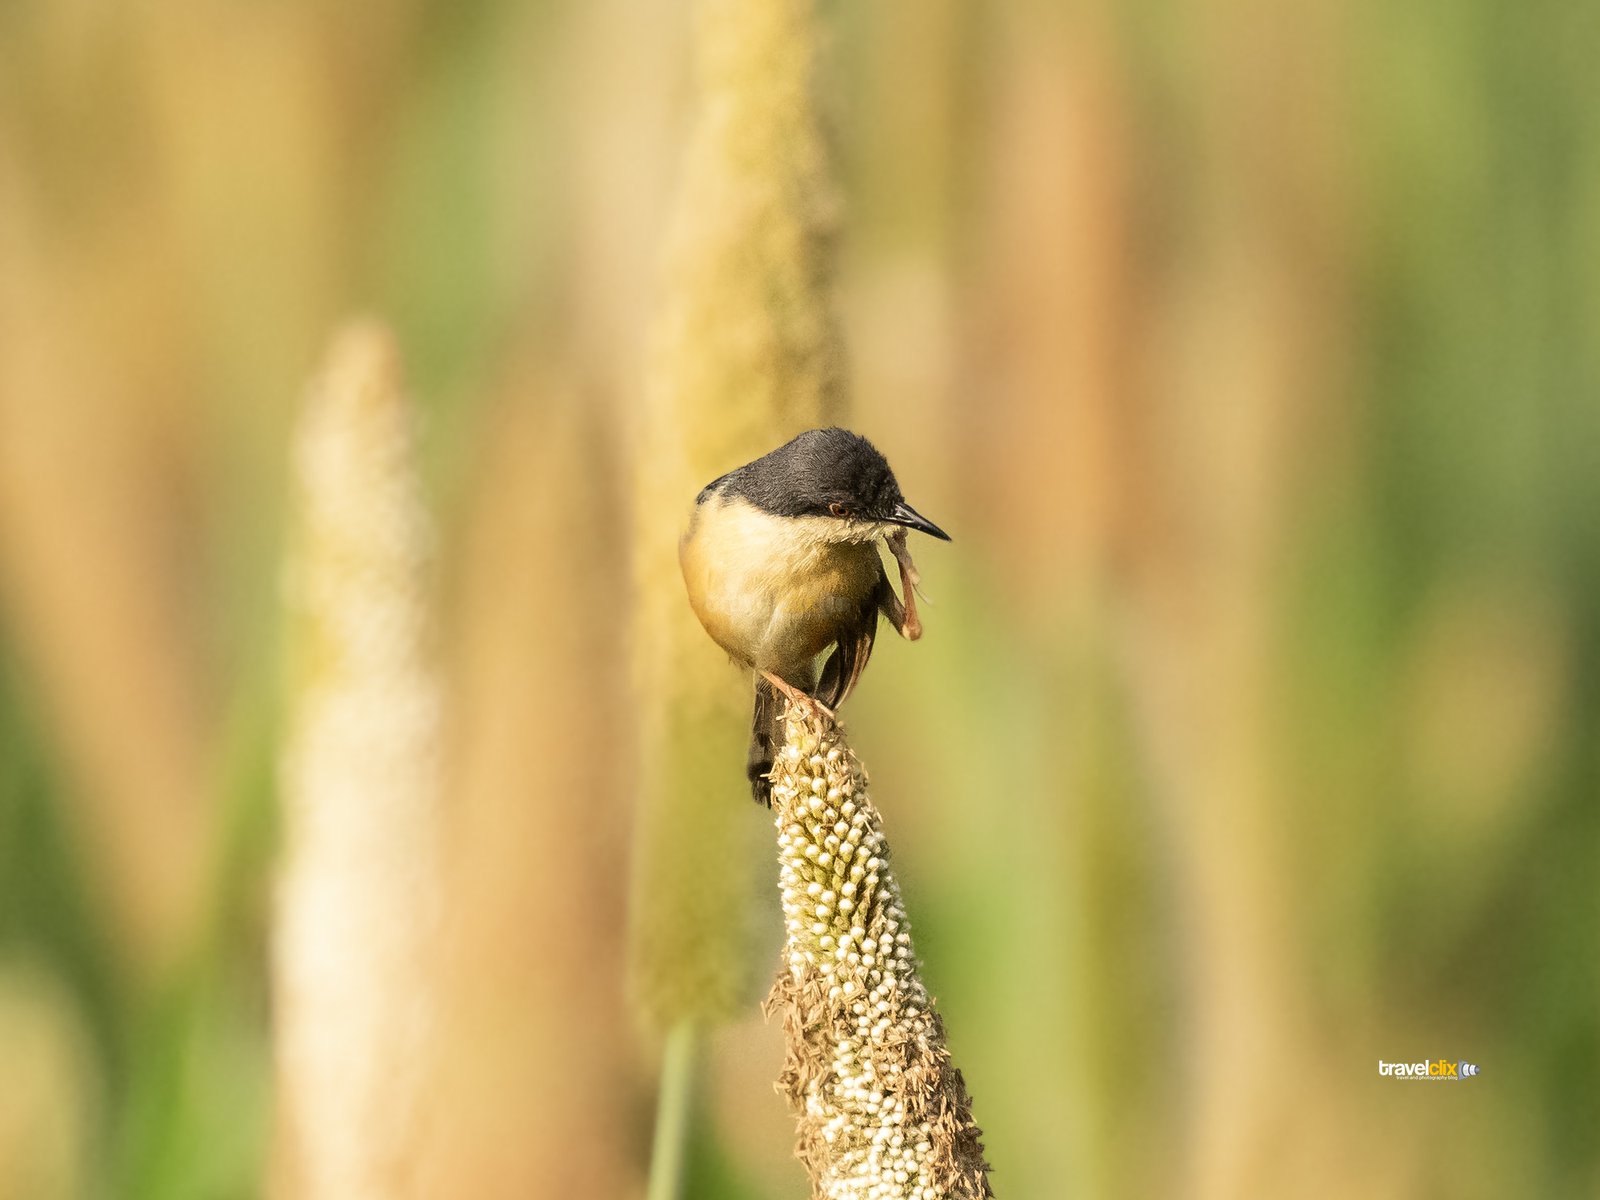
680,495,879,675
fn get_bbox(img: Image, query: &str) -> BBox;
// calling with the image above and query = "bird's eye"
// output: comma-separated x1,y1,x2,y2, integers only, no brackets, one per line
829,501,853,519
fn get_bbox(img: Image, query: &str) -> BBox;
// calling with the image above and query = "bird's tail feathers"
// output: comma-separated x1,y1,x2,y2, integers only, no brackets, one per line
748,675,782,806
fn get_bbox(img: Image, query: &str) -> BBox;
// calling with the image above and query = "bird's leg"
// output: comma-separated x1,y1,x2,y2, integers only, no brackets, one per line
882,529,924,641
760,670,837,722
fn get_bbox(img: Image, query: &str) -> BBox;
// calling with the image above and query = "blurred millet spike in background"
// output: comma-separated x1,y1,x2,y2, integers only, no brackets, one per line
0,106,216,985
0,964,95,1200
274,319,443,1200
942,12,1145,1195
628,0,846,1033
1110,0,1366,1193
424,382,637,1198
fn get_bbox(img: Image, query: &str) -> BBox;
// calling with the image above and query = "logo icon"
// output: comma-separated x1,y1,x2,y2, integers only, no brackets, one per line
1378,1057,1481,1081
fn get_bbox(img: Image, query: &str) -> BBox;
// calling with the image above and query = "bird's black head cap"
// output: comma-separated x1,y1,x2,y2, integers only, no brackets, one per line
707,427,903,519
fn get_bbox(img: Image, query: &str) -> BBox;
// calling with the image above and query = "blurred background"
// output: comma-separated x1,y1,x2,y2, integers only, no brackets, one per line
2,0,1597,1197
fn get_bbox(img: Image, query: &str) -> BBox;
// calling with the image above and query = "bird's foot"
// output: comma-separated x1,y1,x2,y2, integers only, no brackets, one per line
760,671,837,723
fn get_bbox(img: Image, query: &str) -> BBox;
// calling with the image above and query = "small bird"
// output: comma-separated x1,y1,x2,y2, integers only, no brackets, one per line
680,427,950,804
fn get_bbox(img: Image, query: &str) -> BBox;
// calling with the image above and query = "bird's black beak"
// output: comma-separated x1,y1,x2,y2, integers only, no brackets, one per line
888,500,951,541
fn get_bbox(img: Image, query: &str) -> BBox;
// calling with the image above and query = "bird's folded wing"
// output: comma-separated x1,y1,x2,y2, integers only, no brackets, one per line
815,570,887,709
